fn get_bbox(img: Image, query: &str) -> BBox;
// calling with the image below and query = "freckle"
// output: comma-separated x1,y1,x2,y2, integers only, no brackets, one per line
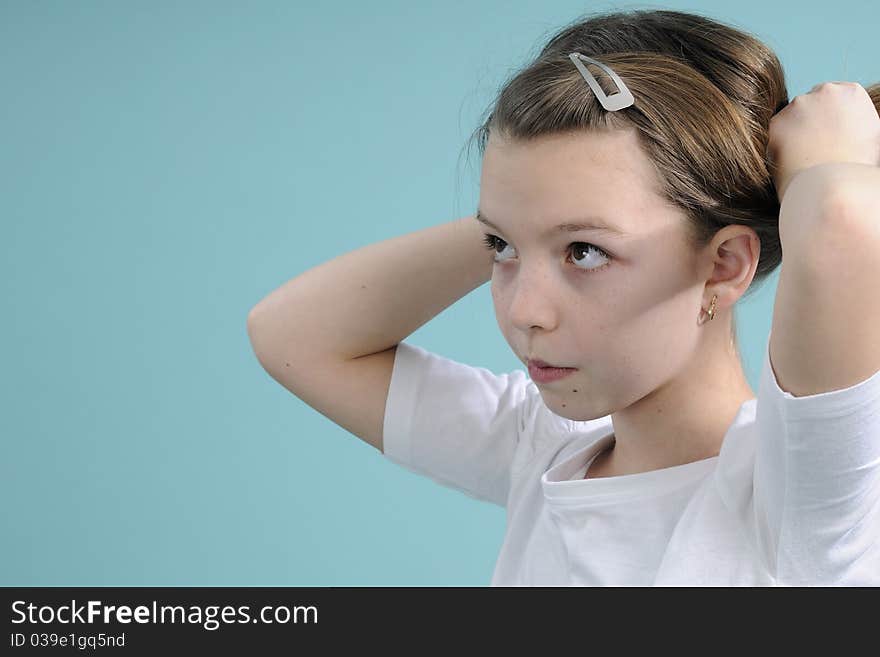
286,363,290,367
361,284,367,289
562,403,566,407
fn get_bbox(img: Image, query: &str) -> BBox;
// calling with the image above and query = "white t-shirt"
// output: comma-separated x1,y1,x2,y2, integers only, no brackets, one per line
381,332,880,586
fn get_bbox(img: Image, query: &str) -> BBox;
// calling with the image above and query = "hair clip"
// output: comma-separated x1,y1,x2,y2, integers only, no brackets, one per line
568,52,635,111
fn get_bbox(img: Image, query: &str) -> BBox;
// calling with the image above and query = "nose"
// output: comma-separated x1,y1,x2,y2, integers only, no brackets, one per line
503,267,559,332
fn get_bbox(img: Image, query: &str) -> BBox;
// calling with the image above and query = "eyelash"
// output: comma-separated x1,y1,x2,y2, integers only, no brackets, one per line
481,233,613,274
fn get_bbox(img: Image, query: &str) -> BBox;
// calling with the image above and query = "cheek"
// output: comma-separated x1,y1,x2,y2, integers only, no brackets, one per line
490,279,516,338
490,275,506,311
491,286,507,326
604,308,698,382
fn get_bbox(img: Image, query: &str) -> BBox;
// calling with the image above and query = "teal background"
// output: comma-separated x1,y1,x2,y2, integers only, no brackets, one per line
2,0,877,586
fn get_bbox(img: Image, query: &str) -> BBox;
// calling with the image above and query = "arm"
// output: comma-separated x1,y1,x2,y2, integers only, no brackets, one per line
247,215,493,362
751,163,880,584
770,162,880,398
246,215,494,452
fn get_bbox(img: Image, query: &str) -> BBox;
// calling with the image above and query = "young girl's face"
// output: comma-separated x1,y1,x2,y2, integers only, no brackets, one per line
478,127,714,421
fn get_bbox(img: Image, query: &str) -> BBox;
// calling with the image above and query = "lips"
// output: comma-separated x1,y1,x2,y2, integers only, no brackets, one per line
527,361,578,383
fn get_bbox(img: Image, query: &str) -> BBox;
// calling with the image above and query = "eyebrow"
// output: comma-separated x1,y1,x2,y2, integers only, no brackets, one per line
475,209,629,237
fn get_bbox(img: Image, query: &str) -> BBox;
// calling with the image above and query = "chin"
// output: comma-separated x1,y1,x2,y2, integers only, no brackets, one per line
542,396,608,422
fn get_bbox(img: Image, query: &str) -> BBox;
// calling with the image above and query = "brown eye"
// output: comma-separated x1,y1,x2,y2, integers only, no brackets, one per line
481,234,515,262
481,233,613,273
569,242,612,272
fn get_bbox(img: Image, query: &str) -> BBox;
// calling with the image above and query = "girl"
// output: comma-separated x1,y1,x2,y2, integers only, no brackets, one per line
247,9,880,585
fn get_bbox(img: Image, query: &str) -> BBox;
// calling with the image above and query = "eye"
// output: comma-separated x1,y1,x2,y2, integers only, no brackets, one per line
569,242,612,272
481,233,612,273
482,233,516,262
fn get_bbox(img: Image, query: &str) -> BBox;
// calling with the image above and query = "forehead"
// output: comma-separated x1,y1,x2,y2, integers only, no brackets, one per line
479,128,670,232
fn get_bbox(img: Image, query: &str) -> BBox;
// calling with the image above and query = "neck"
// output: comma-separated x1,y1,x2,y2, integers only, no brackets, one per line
598,314,755,478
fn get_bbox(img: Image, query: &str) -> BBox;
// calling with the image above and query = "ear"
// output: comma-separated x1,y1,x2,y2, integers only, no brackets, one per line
699,225,760,310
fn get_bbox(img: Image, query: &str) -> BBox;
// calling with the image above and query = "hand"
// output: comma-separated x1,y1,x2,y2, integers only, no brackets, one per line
766,81,880,203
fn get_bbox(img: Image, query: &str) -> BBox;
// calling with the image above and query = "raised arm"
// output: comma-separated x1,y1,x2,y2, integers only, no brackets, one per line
246,215,494,451
769,161,880,397
765,80,880,397
754,83,880,584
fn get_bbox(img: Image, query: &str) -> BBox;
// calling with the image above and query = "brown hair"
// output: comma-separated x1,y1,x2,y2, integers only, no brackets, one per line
465,8,880,304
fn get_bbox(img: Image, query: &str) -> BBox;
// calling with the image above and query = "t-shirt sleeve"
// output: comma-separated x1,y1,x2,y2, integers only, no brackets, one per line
381,341,533,507
753,330,880,584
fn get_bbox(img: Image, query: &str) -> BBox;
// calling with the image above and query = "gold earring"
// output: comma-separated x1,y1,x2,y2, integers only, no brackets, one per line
706,294,718,321
699,294,718,325
707,294,717,321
